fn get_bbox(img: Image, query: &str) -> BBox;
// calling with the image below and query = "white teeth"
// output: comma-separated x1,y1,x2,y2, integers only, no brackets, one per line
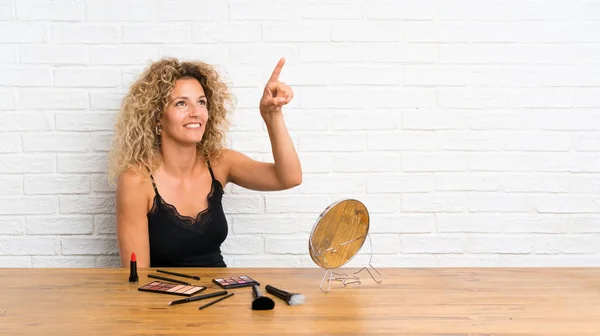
185,123,201,128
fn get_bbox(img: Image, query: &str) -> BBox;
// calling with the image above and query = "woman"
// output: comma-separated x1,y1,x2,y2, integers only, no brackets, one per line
108,57,302,268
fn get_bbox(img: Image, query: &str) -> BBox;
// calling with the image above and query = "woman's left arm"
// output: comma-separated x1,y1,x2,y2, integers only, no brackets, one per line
225,57,302,191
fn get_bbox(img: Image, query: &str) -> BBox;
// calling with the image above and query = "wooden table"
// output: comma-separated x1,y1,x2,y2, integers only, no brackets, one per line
1,267,600,335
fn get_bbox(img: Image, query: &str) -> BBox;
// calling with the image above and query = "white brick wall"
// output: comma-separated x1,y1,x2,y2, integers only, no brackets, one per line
1,0,599,268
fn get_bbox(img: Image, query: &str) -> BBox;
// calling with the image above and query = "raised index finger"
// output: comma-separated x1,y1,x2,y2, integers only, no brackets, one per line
268,57,285,82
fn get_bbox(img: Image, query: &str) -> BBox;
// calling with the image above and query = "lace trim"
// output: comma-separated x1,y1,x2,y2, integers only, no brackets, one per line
148,180,224,232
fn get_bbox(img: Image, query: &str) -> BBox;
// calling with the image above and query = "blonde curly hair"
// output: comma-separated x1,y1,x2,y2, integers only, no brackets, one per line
108,58,234,184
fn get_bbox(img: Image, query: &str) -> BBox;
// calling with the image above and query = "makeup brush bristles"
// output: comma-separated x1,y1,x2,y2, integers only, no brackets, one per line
265,284,305,306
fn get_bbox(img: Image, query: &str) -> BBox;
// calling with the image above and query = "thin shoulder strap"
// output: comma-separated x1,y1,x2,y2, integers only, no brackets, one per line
206,160,216,181
149,174,159,195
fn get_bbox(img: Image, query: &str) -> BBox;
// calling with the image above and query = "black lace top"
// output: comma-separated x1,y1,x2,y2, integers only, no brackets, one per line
147,162,228,267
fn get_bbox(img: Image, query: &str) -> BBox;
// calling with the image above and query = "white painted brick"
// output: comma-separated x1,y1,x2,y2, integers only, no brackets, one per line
52,24,119,44
264,22,330,42
367,173,433,193
95,256,121,268
331,110,399,131
0,87,14,110
367,0,433,19
123,24,190,44
229,87,262,109
470,153,534,172
402,109,470,130
298,174,366,194
570,216,600,233
574,45,600,65
229,44,297,65
0,216,26,235
95,215,116,234
367,43,438,63
25,175,90,195
366,88,436,108
468,193,534,212
332,65,402,86
0,237,59,255
438,88,507,109
16,0,83,21
570,174,600,194
229,133,270,153
440,44,573,65
0,133,21,153
333,152,401,173
537,110,600,131
265,236,308,254
0,196,57,215
299,133,366,152
532,236,599,254
370,214,435,234
373,254,436,267
402,193,467,213
437,131,504,151
299,43,365,63
193,23,259,43
438,0,504,19
366,234,401,254
302,1,364,19
296,86,362,109
232,215,297,234
228,255,309,267
61,237,118,255
22,133,90,152
572,22,600,41
0,2,12,20
222,65,269,88
507,88,574,108
265,195,330,213
535,195,600,213
403,65,470,86
575,89,600,108
436,213,503,233
222,195,264,214
368,132,437,151
155,1,228,21
89,46,158,65
536,154,600,173
503,173,569,193
56,112,116,131
32,256,95,268
0,175,22,195
221,236,263,255
0,257,31,267
436,254,600,267
21,45,87,65
26,215,93,235
506,0,600,20
0,112,54,132
470,66,539,87
55,153,107,175
280,109,328,131
469,110,538,130
0,154,55,174
403,153,469,172
332,21,400,42
335,194,400,214
436,173,501,192
403,22,469,43
91,174,114,193
503,214,569,233
20,89,88,110
89,90,125,110
298,153,331,173
229,0,302,20
401,235,465,253
91,133,113,152
0,45,16,64
0,67,53,86
538,67,600,87
54,68,121,88
59,196,115,214
0,23,47,43
159,46,230,67
86,0,154,21
467,236,532,254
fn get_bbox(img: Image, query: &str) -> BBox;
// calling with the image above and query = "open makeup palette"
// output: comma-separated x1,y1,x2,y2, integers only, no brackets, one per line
138,281,206,297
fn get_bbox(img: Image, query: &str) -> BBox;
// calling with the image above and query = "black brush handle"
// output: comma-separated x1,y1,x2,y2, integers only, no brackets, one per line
252,285,262,298
265,285,289,301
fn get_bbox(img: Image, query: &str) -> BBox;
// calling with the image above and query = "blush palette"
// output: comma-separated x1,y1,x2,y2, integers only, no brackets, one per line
212,275,260,289
138,281,206,297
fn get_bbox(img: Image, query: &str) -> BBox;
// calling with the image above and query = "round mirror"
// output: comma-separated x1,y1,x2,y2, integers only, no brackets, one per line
308,199,370,269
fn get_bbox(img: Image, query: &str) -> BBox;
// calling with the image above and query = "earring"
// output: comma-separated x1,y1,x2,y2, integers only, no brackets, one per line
155,124,162,136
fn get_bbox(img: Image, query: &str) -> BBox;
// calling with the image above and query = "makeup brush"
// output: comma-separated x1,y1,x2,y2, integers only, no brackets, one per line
265,285,305,306
251,285,275,310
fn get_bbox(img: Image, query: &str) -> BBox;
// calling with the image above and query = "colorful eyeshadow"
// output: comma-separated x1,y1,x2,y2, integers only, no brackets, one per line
212,275,260,289
138,281,206,297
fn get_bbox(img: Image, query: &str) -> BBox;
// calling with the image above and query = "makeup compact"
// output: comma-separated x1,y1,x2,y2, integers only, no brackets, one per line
212,275,259,289
138,281,206,297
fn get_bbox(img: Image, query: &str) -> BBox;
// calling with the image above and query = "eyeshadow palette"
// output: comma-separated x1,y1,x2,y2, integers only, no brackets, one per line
138,281,206,297
212,275,260,289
